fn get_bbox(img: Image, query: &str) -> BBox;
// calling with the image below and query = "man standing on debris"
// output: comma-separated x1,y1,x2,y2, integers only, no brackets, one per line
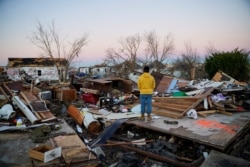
137,65,155,121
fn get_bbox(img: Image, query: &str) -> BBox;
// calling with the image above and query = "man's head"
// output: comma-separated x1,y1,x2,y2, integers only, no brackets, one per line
143,66,149,72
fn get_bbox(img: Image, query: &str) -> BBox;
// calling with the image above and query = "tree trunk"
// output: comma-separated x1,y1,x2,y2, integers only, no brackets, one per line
190,67,195,80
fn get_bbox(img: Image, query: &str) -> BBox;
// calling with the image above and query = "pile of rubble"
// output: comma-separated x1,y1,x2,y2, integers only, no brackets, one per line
0,70,250,167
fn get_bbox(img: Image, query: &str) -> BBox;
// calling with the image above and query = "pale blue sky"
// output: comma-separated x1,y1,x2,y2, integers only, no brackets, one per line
0,0,249,67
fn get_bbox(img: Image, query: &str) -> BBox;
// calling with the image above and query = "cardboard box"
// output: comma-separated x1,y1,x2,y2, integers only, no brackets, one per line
29,145,62,163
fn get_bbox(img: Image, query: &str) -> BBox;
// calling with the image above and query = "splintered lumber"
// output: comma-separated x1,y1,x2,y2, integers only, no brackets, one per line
152,87,214,119
152,108,183,119
197,110,217,117
197,110,217,114
207,95,213,108
107,140,203,167
153,102,190,113
53,135,97,164
197,109,233,117
20,91,50,112
34,112,42,120
218,110,233,116
212,102,233,115
0,86,9,106
185,87,214,112
96,139,155,147
19,91,56,122
3,81,20,96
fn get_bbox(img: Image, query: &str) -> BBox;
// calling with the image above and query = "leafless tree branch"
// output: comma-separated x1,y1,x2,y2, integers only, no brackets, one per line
28,20,88,82
104,34,141,77
144,31,175,72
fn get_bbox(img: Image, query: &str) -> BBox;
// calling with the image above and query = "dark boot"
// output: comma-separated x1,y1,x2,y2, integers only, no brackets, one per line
147,113,152,121
139,113,145,120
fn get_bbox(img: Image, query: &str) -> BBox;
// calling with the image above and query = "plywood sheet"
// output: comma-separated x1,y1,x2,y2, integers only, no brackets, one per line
62,89,77,102
126,111,250,150
53,135,97,164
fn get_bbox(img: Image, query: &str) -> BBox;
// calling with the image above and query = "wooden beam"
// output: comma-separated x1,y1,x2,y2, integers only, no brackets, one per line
182,87,214,116
107,140,203,167
197,110,217,114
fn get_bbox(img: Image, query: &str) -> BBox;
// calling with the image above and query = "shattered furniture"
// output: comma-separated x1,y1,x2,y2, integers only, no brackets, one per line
2,81,56,123
83,77,132,95
53,85,77,103
19,91,56,122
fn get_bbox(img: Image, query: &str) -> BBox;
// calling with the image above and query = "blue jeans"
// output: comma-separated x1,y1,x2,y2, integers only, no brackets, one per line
140,94,152,115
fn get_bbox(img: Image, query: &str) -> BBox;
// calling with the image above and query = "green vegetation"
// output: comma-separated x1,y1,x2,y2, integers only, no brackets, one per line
205,48,250,82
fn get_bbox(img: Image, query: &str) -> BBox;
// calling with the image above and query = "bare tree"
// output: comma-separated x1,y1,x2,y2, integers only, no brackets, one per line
144,31,175,72
29,20,88,83
177,42,201,80
104,34,141,77
206,42,218,55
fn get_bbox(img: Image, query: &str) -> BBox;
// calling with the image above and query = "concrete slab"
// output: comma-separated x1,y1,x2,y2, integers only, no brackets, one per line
0,133,35,167
200,150,250,167
0,119,76,167
126,111,250,150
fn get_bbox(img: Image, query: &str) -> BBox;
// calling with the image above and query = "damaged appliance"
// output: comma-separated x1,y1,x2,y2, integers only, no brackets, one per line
0,104,16,120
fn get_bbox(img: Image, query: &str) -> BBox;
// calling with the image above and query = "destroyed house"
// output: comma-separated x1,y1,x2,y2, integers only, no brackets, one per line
0,69,250,166
7,57,67,81
79,64,113,77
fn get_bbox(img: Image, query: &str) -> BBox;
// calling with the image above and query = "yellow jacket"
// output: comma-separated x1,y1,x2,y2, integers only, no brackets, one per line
138,72,155,94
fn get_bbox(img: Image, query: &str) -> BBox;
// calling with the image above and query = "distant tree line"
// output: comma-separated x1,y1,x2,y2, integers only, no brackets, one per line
29,20,250,82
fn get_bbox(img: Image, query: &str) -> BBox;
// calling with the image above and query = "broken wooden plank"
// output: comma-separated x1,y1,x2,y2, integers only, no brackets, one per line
207,95,213,108
20,91,49,112
34,112,42,120
218,110,233,116
197,110,217,114
0,86,9,107
154,101,192,108
154,97,198,104
153,103,186,113
152,108,183,119
19,91,56,122
183,87,214,116
3,81,24,96
107,140,203,167
2,83,14,96
152,87,215,118
197,113,207,118
96,139,155,147
53,135,97,164
153,102,191,111
212,70,237,83
197,110,217,117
